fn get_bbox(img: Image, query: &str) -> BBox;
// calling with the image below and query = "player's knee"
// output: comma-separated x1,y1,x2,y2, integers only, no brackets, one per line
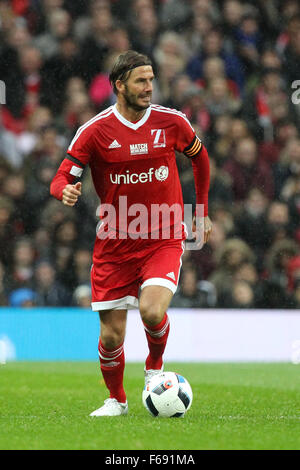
100,328,125,350
140,301,165,326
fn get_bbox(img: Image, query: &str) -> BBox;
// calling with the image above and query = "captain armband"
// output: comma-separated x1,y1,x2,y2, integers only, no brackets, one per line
65,155,86,177
183,136,202,158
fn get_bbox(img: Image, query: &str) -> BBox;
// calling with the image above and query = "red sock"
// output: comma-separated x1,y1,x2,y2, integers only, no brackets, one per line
143,313,170,370
98,339,126,403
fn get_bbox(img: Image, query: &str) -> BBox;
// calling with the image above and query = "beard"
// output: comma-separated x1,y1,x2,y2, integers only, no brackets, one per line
123,85,151,112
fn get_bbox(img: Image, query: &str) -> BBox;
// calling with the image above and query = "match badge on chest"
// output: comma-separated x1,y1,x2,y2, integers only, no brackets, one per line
151,129,166,148
130,143,148,155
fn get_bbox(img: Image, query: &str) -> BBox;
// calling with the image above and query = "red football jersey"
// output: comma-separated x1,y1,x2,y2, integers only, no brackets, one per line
66,104,200,238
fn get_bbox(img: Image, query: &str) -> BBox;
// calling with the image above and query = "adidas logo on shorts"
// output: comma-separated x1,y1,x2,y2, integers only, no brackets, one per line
166,272,176,280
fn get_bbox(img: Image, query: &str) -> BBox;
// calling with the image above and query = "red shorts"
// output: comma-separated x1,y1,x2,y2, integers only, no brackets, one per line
91,237,185,311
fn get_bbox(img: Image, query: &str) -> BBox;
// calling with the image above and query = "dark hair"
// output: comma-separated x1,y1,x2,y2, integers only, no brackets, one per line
109,50,152,94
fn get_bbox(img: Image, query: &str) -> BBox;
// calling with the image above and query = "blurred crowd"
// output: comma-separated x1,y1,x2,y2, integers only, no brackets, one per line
0,0,299,309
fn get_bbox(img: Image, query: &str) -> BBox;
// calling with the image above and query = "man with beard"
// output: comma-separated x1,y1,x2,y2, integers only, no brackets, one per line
50,50,212,416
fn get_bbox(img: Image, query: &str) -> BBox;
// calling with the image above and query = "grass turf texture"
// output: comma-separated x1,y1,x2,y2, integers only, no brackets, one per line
0,362,299,450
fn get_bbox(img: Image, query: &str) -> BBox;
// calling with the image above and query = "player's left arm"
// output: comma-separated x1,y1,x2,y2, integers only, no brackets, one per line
175,114,212,246
183,137,212,246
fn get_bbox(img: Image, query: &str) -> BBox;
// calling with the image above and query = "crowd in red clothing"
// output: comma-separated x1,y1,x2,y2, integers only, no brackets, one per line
0,0,299,309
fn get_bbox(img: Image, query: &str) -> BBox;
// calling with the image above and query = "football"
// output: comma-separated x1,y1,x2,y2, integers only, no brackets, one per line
142,371,193,418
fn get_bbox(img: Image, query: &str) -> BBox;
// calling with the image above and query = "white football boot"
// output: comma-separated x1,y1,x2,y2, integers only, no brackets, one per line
89,398,128,417
144,365,164,386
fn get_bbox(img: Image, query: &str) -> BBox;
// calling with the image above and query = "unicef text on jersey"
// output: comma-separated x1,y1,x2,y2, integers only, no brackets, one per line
95,197,205,251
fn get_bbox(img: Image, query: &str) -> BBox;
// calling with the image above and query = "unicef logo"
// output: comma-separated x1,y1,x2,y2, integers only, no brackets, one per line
155,166,169,182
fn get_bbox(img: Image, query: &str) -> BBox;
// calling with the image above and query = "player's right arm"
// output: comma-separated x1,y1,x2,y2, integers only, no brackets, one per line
50,123,93,206
50,158,84,206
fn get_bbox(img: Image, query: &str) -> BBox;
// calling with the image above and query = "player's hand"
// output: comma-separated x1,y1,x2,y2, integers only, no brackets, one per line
192,215,212,248
62,182,82,206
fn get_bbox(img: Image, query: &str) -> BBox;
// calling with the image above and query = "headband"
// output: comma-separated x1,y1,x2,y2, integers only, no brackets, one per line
117,62,151,81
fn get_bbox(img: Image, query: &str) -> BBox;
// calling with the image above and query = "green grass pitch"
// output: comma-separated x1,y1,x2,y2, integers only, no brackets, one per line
0,362,299,450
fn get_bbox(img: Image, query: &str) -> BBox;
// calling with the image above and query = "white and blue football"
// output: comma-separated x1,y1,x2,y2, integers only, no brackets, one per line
142,371,193,418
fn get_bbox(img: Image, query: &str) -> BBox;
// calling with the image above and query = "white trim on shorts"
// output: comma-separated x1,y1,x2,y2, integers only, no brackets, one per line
91,295,139,311
140,277,177,294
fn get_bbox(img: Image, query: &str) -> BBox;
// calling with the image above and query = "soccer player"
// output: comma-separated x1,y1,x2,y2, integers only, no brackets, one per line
50,50,212,417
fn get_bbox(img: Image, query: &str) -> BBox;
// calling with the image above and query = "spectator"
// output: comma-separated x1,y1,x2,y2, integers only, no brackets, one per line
6,237,36,292
209,237,255,301
2,173,32,234
223,136,274,201
205,76,241,119
243,67,290,141
265,238,299,290
34,8,72,60
222,0,244,40
18,45,44,119
129,5,159,58
9,287,37,308
153,31,189,104
171,266,215,308
25,159,57,232
234,10,262,74
211,116,250,166
192,0,220,23
181,85,211,134
287,255,300,292
0,261,8,306
255,279,296,309
52,218,78,249
28,125,66,166
292,279,300,308
191,219,226,281
34,260,71,306
282,14,300,90
218,279,256,309
210,202,236,238
79,7,113,84
273,137,300,198
16,106,53,159
0,195,15,268
284,176,300,240
0,117,23,168
165,74,194,110
40,35,82,115
159,0,192,30
186,27,245,92
234,187,270,260
39,198,76,236
208,158,233,207
73,284,92,307
184,14,213,56
234,261,259,287
198,56,240,98
73,248,93,287
265,200,293,244
259,118,299,166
